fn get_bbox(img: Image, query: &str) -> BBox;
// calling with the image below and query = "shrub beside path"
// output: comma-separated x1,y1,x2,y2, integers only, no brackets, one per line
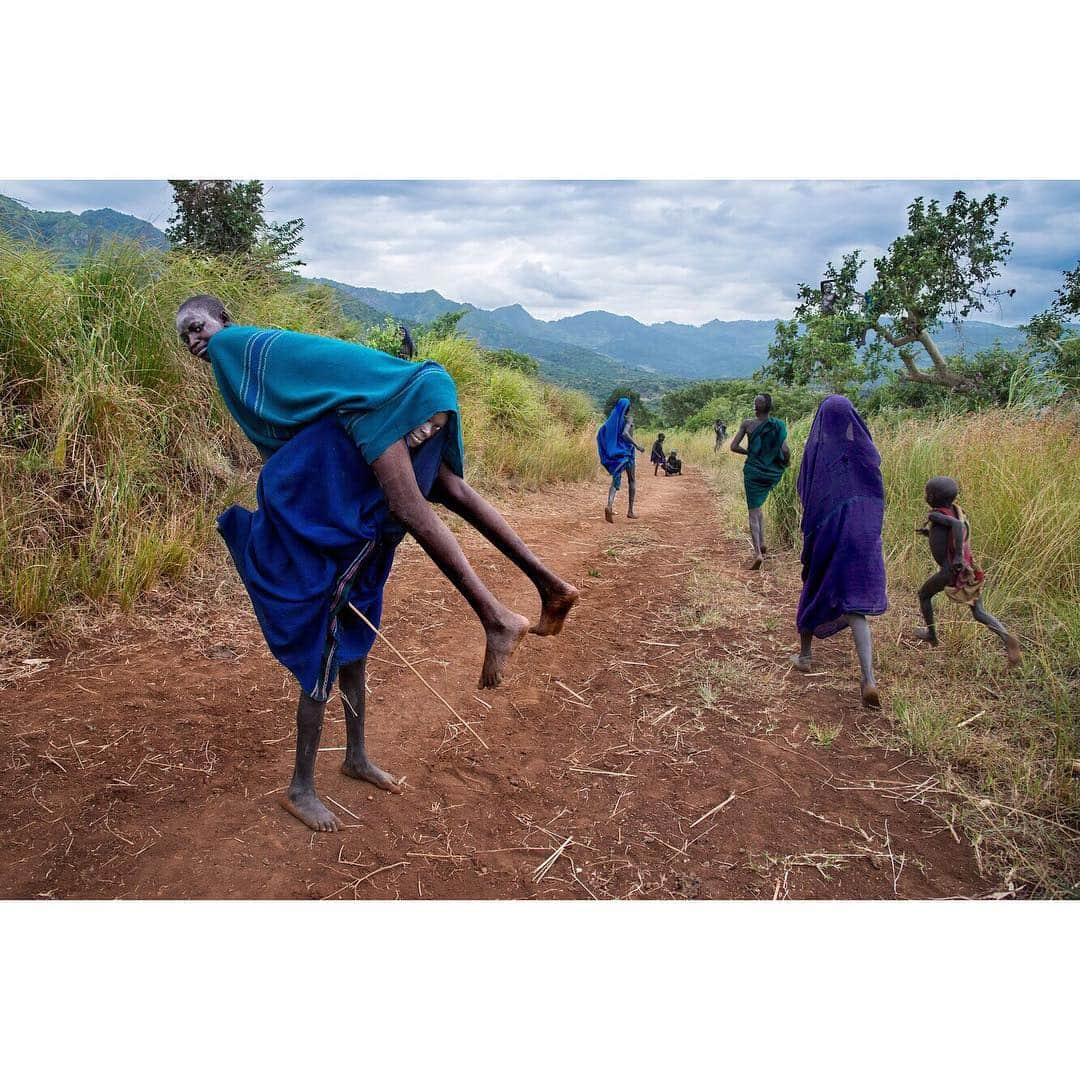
0,466,988,899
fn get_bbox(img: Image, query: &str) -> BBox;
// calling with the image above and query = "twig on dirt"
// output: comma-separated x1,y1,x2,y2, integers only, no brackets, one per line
957,709,986,729
690,791,737,829
638,640,680,648
533,836,573,883
554,680,587,702
568,766,634,778
324,795,362,821
323,860,409,899
348,603,488,750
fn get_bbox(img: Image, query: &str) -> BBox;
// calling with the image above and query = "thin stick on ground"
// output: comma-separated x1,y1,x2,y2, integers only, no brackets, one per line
348,602,489,750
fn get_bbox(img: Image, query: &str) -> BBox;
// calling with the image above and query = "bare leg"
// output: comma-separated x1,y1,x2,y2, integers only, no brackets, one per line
339,658,402,792
373,440,529,688
747,507,764,569
432,465,579,636
971,599,1021,667
281,693,341,832
790,630,813,673
605,478,618,523
627,467,638,519
915,567,950,645
845,613,880,708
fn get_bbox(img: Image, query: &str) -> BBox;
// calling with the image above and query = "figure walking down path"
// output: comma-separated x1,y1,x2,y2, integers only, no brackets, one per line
730,393,790,568
790,395,888,710
597,396,644,522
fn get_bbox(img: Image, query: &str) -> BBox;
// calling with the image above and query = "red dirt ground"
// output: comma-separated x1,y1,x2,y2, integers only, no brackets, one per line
0,467,988,899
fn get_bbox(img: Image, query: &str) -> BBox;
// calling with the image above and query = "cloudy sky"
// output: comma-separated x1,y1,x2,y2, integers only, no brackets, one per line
3,179,1078,325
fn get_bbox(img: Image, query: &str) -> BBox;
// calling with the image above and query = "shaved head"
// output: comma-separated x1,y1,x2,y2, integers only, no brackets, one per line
925,476,959,506
176,294,233,360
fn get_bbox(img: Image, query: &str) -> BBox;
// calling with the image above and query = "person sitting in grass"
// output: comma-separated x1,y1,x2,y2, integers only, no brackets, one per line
650,432,667,475
914,476,1021,668
790,396,887,710
598,396,644,522
176,295,579,832
730,393,790,569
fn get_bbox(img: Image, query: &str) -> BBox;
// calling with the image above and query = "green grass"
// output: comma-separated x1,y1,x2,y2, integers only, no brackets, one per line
0,239,598,641
669,407,1080,896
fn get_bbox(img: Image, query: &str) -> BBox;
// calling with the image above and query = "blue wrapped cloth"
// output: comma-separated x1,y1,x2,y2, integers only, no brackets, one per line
217,415,448,700
597,397,635,476
795,396,888,638
207,325,464,476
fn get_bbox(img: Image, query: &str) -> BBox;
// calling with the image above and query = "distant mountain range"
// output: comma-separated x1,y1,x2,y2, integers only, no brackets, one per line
0,194,168,268
1,192,1038,400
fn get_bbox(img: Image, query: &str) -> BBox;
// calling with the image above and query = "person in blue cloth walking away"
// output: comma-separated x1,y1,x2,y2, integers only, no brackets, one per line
177,296,579,832
730,393,790,569
790,395,887,709
598,396,645,522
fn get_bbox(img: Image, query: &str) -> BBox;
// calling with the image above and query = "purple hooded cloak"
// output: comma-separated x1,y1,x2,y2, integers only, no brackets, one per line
795,395,888,638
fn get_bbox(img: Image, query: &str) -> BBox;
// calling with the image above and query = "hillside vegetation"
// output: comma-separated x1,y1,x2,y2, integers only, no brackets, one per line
0,240,597,641
673,408,1079,895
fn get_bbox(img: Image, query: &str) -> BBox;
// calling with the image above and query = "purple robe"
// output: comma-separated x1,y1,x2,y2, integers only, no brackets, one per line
795,396,888,638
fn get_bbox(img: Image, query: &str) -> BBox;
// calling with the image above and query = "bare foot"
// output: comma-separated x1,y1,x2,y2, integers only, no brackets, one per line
861,681,881,710
747,554,764,571
604,506,614,523
531,582,580,636
480,611,531,688
790,654,812,673
1004,635,1022,668
627,512,638,519
914,627,939,646
281,789,341,832
342,756,403,793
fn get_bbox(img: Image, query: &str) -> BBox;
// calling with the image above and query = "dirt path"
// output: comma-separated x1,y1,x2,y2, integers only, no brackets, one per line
0,466,987,899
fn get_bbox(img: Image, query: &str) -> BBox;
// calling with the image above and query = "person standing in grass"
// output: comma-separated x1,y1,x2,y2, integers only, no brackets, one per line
714,418,727,451
730,393,790,568
914,476,1021,667
598,396,644,522
650,432,667,475
790,395,887,710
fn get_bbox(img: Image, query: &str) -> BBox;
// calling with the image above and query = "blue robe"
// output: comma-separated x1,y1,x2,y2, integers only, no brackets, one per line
217,415,448,701
597,397,635,478
207,325,465,476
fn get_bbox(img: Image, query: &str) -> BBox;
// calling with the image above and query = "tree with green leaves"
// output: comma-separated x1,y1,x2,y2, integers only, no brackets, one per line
166,180,305,271
604,386,655,426
764,191,1014,394
1023,259,1080,389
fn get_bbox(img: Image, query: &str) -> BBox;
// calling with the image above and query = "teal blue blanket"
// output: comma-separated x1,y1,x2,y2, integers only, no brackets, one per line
207,325,464,475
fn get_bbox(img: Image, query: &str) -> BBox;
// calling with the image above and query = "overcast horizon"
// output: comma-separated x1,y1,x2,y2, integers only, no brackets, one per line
2,179,1078,327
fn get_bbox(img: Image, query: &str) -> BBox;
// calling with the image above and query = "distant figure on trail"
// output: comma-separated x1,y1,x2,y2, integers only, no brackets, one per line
598,397,645,522
730,393,790,569
790,395,887,710
650,433,667,475
713,419,727,451
914,476,1021,667
662,449,683,476
176,295,579,833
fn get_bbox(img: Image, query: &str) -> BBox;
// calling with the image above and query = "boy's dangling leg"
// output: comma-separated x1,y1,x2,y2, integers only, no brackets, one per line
339,658,402,792
971,599,1022,668
281,692,342,832
430,464,579,636
372,439,529,689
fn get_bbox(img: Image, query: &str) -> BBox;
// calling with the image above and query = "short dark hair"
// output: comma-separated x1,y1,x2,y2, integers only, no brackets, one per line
177,293,229,321
755,392,773,413
925,476,959,505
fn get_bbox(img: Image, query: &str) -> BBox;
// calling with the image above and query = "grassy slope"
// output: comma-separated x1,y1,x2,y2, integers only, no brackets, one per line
0,240,597,643
672,410,1079,896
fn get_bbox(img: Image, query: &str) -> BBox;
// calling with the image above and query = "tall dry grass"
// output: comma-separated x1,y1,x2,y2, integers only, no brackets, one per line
676,408,1080,895
0,240,597,642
